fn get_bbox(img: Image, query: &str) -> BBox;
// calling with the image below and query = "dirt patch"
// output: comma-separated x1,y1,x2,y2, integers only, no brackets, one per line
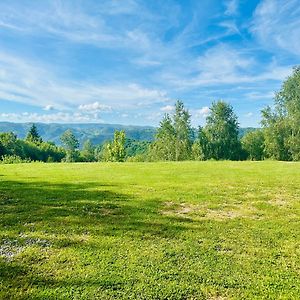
268,197,288,207
161,201,260,220
161,202,201,217
205,209,242,219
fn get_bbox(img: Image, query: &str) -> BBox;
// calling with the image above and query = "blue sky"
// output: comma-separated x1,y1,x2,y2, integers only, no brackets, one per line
0,0,299,127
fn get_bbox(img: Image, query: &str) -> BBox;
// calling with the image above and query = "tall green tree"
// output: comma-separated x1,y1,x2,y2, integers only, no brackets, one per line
204,101,241,160
191,126,207,161
81,139,95,162
0,140,5,157
0,132,22,157
60,129,79,162
150,114,176,161
262,66,300,160
241,130,265,160
102,130,126,162
26,124,42,143
151,101,192,161
173,100,193,160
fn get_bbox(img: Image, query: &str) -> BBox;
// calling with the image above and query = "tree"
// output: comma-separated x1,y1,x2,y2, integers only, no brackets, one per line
150,101,193,161
60,129,79,162
262,66,300,160
191,126,207,160
0,132,22,157
80,139,95,162
102,130,126,162
204,101,241,160
26,124,42,144
173,100,193,160
0,140,5,157
150,114,176,161
242,130,265,160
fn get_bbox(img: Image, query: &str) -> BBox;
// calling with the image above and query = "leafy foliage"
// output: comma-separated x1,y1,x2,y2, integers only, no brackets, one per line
151,101,193,161
204,101,242,160
101,130,126,162
241,130,265,160
0,154,31,164
80,139,96,162
150,114,176,161
60,130,80,162
261,66,300,161
173,100,193,160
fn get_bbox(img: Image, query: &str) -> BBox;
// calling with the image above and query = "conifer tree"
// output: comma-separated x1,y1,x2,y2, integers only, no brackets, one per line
26,124,42,143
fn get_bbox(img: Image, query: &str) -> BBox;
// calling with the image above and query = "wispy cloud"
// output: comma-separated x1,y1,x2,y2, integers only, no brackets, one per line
196,107,210,117
78,102,112,112
224,0,239,16
0,0,298,127
251,0,300,56
162,44,293,88
0,112,104,123
0,52,170,111
0,0,148,50
160,105,174,112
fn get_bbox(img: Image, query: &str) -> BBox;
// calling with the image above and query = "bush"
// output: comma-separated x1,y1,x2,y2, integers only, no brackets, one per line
126,154,148,162
0,155,31,164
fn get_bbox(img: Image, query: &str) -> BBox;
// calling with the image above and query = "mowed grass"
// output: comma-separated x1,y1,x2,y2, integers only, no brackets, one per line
0,162,300,299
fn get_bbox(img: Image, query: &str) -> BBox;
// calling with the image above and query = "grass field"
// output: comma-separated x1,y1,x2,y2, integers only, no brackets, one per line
0,162,300,299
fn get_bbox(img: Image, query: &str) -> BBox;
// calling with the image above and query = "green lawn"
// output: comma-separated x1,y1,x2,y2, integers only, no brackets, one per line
0,162,299,299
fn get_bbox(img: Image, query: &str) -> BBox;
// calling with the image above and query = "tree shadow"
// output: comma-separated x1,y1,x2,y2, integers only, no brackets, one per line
0,178,199,298
0,179,193,241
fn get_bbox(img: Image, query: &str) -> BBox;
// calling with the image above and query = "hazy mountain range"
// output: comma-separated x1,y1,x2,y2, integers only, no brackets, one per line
0,122,256,146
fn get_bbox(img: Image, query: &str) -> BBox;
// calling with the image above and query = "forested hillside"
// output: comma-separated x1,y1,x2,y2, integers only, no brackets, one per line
0,122,156,145
0,122,254,146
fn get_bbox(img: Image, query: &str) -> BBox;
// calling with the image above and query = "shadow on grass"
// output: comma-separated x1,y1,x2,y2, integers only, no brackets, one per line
0,179,192,242
0,179,198,298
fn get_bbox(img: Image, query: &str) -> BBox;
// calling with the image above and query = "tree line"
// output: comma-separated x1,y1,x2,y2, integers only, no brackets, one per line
1,66,299,163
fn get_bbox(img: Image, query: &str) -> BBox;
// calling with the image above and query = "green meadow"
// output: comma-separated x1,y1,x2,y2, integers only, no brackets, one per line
0,162,299,299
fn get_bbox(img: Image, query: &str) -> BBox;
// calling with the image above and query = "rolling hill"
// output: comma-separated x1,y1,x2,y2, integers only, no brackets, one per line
0,122,256,146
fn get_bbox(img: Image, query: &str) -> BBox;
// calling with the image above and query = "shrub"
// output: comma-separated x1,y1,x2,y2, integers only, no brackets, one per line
0,155,31,164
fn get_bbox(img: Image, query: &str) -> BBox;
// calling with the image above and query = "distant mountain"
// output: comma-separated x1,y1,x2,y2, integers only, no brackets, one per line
0,122,257,146
0,122,156,146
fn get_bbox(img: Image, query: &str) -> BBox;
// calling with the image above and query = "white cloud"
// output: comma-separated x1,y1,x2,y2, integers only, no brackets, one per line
43,105,54,111
224,0,239,16
78,102,112,112
160,105,174,112
244,91,275,100
219,20,240,35
194,106,210,118
245,112,253,117
164,44,293,88
0,112,104,123
251,0,300,56
0,1,157,52
0,52,170,111
0,2,115,47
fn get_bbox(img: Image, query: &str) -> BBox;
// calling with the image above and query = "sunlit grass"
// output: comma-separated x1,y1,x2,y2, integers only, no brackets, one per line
1,161,300,299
